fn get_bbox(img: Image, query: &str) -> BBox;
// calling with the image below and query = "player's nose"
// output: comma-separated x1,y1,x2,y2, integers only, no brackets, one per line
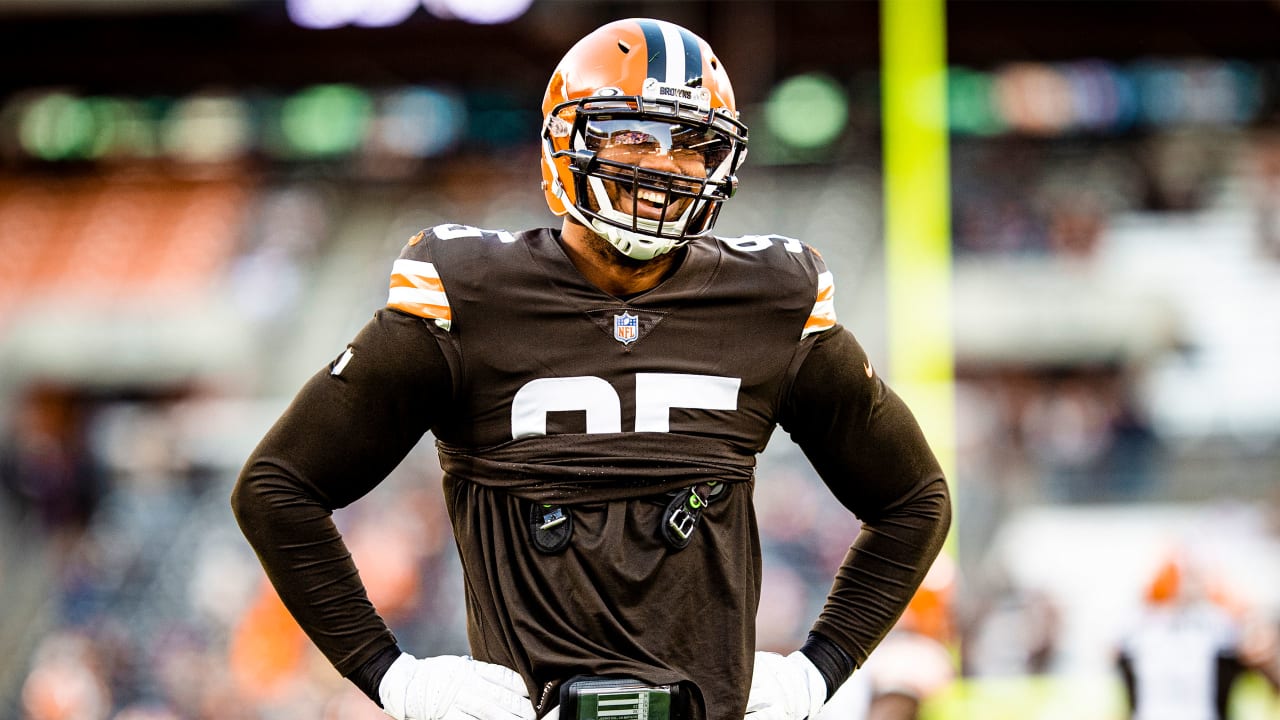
640,149,682,173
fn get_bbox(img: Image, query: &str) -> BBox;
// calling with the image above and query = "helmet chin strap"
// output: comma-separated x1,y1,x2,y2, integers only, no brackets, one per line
580,175,693,261
589,219,682,261
554,176,689,261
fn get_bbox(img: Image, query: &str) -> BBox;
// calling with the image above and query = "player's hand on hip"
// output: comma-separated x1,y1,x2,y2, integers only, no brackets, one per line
380,653,536,720
744,651,827,720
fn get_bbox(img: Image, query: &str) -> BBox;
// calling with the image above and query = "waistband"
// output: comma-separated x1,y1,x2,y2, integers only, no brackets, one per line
558,676,689,720
436,432,756,504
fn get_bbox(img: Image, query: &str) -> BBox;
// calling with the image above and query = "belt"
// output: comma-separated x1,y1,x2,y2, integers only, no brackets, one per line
559,676,687,720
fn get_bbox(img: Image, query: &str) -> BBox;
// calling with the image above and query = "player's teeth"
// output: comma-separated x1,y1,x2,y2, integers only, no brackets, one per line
637,190,665,204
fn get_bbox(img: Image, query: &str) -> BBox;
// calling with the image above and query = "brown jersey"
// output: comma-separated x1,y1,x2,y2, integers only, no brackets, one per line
386,224,838,720
233,222,949,720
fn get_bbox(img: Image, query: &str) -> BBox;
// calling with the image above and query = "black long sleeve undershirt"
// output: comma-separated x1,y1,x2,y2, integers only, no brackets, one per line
231,310,450,702
232,312,949,704
781,327,952,693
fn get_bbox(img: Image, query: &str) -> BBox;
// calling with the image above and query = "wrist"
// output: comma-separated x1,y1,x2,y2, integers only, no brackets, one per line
351,644,406,706
798,632,856,700
379,652,417,719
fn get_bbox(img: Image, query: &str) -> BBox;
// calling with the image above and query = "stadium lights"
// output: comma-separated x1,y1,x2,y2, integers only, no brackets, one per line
421,0,534,24
373,86,466,159
278,84,372,158
950,59,1259,137
286,0,533,29
763,73,849,151
18,92,97,161
0,58,1266,167
162,95,253,164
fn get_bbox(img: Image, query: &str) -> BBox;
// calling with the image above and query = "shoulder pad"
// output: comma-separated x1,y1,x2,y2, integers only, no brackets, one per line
717,234,837,338
386,223,518,330
803,268,836,338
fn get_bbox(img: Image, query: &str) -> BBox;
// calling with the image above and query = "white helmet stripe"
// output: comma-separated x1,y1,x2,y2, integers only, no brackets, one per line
638,19,687,85
656,21,686,86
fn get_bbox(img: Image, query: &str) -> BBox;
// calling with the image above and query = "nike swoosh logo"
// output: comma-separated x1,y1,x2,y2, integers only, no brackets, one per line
864,362,874,378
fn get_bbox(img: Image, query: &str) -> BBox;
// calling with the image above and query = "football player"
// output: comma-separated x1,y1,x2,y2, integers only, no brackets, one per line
232,17,950,720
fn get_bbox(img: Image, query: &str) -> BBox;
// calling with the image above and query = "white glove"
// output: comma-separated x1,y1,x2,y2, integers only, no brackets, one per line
744,651,828,720
379,653,536,720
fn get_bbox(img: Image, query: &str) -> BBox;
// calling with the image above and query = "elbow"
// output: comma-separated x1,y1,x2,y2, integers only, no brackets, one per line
886,474,952,556
230,473,247,521
230,461,260,535
230,456,331,544
922,475,953,550
231,456,292,542
935,475,954,534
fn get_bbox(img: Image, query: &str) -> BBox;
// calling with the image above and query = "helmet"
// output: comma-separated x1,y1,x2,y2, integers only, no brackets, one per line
540,18,748,260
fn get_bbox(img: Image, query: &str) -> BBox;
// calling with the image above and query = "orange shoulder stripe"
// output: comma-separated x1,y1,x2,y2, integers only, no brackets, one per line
802,271,836,338
387,258,452,329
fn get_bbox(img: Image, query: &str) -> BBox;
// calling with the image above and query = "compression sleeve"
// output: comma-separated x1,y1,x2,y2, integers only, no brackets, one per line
779,326,951,680
230,308,453,702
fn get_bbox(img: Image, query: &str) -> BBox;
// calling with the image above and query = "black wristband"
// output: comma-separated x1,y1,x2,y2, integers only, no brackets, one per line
347,644,404,706
799,632,857,700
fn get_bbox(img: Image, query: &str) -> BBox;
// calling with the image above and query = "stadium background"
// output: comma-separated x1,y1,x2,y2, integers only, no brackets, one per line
0,0,1277,717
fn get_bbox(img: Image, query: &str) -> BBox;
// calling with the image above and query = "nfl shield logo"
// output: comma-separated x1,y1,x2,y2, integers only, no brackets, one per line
613,312,639,345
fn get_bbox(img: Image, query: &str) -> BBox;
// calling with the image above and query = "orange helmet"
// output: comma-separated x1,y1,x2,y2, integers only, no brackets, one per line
540,18,748,260
1145,555,1183,605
